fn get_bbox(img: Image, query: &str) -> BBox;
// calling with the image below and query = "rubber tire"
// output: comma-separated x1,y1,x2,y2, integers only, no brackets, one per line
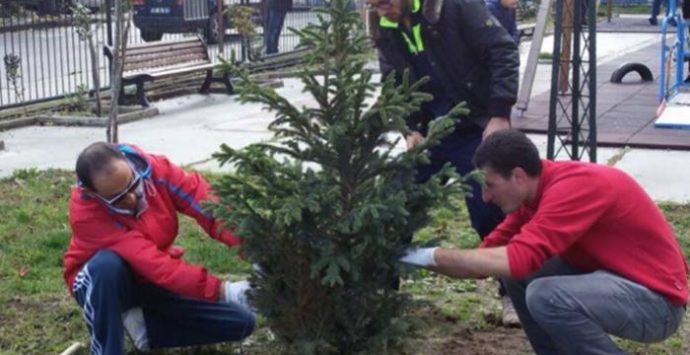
610,62,654,83
141,30,163,42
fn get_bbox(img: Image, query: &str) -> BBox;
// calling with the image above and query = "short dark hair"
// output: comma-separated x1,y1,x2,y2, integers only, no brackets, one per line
75,142,126,189
472,129,542,178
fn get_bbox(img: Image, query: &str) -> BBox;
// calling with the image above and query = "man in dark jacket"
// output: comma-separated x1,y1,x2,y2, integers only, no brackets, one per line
262,0,294,54
368,0,520,323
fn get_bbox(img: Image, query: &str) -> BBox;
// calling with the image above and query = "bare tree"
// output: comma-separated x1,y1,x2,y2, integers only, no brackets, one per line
108,0,131,143
73,3,102,116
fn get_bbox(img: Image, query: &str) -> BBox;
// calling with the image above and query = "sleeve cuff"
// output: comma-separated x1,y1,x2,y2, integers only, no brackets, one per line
488,101,513,119
219,229,242,247
205,276,222,301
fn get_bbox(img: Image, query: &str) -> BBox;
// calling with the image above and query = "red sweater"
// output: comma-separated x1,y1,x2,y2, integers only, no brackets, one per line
482,160,689,305
63,144,241,301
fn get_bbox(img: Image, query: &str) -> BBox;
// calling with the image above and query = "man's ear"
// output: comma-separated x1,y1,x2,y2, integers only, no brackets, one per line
512,167,529,183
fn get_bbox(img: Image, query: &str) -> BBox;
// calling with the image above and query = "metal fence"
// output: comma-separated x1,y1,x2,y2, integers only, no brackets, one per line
0,0,354,110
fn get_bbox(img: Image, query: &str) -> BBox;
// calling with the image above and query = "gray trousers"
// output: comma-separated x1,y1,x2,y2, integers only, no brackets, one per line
504,258,686,355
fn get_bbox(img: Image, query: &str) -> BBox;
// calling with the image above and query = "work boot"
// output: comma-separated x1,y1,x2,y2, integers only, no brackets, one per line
123,307,150,351
501,295,521,327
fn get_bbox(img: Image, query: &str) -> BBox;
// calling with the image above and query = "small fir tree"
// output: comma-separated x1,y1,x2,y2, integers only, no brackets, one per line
211,1,470,353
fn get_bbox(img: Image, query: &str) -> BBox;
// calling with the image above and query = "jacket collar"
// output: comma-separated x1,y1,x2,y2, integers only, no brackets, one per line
116,144,152,180
368,0,444,39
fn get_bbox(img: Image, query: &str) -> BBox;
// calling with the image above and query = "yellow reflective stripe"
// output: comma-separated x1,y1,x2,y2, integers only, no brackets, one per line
401,32,418,54
401,24,424,54
412,0,421,13
413,24,424,52
380,16,399,28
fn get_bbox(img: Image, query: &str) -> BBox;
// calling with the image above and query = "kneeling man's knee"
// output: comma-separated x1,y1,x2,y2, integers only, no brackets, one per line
525,277,568,324
87,249,129,280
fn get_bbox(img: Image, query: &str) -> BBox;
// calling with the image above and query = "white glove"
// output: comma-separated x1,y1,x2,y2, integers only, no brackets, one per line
223,280,254,312
399,247,439,267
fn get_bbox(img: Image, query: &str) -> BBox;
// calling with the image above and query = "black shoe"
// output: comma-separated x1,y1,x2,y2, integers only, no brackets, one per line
685,75,690,83
649,17,658,26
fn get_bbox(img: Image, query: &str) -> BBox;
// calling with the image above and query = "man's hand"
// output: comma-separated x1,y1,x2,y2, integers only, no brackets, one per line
399,247,438,267
500,0,519,9
406,131,425,150
483,117,511,140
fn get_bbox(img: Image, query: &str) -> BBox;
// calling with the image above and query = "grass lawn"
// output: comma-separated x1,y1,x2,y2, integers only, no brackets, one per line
0,169,688,354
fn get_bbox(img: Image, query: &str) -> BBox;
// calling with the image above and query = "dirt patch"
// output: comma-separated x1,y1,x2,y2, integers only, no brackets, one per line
431,326,531,355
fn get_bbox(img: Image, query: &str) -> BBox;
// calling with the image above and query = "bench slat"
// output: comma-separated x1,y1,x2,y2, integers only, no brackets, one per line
124,48,208,72
145,63,217,79
125,37,200,51
125,41,205,57
123,61,214,79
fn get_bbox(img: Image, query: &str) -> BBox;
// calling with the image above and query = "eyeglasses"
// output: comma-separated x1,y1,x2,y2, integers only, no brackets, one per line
94,170,142,207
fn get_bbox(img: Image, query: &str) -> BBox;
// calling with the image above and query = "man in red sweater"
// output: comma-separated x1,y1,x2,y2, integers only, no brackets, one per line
64,142,255,355
401,129,688,354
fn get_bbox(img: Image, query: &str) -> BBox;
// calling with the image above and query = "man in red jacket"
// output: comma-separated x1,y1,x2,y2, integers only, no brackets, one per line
64,142,255,355
401,129,688,354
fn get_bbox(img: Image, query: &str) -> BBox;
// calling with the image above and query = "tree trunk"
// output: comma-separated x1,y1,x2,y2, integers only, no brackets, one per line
108,0,130,143
88,36,102,117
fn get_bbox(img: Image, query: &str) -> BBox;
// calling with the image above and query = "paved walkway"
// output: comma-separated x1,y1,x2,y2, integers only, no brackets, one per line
1,30,689,202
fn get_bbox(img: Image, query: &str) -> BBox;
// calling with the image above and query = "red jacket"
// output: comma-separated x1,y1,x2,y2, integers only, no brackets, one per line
63,144,241,301
482,160,689,305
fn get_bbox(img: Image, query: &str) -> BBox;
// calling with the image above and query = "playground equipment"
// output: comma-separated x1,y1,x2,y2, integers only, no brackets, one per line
657,0,690,128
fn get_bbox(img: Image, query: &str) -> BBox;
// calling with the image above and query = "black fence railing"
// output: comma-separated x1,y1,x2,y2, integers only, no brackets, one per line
0,0,367,110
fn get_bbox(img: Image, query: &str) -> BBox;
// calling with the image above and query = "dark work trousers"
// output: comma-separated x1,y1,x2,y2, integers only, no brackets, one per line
72,250,255,355
415,125,507,294
263,9,288,54
415,125,505,239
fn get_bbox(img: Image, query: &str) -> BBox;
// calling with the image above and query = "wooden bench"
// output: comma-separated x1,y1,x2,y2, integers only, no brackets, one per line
104,36,232,107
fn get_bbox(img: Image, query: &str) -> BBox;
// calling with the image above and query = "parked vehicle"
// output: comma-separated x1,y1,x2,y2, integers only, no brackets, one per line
25,0,70,15
132,0,260,43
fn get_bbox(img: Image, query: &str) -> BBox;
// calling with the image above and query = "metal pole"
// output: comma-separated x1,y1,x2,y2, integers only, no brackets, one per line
516,0,553,112
218,0,225,53
572,0,582,160
547,0,564,160
588,0,597,162
106,0,113,46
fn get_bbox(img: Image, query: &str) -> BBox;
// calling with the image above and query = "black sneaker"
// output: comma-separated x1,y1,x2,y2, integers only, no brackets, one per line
649,17,658,26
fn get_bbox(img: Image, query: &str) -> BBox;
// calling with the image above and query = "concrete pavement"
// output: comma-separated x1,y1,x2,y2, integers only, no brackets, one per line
1,32,689,202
